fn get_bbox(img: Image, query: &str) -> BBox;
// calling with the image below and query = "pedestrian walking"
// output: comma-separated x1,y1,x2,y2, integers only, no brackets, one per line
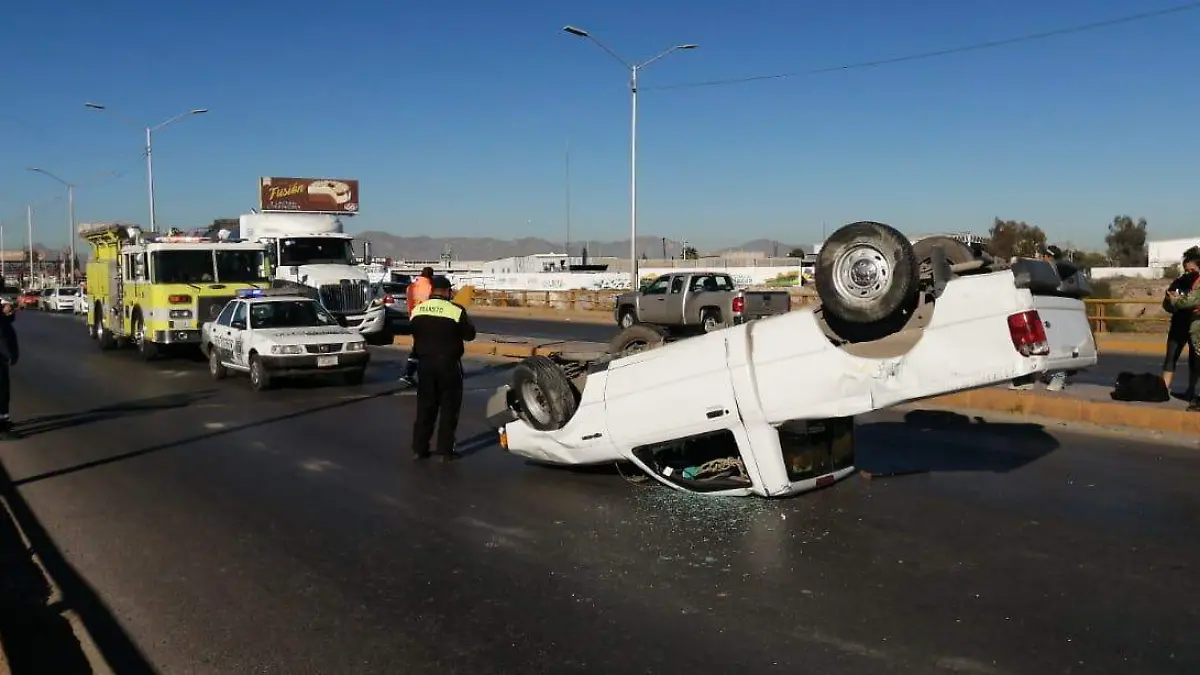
0,296,20,440
408,276,476,461
399,267,435,385
1167,247,1200,411
1161,250,1200,398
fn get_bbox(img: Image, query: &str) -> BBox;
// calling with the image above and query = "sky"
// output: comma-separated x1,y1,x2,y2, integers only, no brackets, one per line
1,0,1199,253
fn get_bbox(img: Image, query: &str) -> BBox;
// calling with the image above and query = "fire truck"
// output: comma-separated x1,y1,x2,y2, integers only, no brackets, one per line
80,222,269,359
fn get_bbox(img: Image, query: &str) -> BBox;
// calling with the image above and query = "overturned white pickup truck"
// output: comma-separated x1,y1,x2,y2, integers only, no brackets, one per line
486,222,1097,498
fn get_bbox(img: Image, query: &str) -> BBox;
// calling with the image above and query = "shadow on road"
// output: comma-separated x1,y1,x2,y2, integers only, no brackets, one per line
16,391,218,438
0,460,156,673
856,409,1060,476
13,363,518,488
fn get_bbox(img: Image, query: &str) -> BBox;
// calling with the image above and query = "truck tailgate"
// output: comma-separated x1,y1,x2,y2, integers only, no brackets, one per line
1032,295,1097,372
740,291,791,319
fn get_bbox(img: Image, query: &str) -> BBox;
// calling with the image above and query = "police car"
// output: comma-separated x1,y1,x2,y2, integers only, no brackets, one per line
201,288,370,391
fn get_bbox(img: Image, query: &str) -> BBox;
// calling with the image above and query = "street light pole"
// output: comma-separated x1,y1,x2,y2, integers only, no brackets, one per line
562,25,697,289
27,167,77,283
26,205,34,288
84,103,209,233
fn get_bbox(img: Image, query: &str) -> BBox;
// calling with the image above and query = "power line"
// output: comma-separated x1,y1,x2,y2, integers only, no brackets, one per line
646,1,1200,92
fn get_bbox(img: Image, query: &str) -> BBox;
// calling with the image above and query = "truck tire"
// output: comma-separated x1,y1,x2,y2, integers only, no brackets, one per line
94,308,116,351
700,309,723,333
511,355,578,432
912,235,976,269
133,315,159,361
209,347,228,380
608,324,666,358
816,221,918,324
617,307,636,329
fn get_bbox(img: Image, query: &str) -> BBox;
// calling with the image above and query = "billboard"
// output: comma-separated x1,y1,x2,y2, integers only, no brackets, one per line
259,177,359,214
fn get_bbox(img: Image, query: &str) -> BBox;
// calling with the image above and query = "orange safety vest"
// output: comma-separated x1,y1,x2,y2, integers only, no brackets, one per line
407,276,432,312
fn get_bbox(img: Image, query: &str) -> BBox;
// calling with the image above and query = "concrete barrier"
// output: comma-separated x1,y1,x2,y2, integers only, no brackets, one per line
391,334,1194,434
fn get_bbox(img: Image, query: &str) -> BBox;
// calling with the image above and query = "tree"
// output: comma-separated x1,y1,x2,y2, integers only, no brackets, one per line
1104,215,1148,267
787,248,807,258
1060,247,1109,270
681,246,699,260
987,218,1046,259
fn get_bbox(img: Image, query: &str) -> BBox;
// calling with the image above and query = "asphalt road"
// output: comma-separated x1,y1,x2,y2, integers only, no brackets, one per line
471,316,1167,388
0,311,1197,674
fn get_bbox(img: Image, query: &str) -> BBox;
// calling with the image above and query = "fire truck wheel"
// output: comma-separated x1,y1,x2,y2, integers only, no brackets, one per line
133,316,159,360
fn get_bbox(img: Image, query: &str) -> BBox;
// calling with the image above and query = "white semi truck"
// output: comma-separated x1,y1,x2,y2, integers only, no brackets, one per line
236,212,389,342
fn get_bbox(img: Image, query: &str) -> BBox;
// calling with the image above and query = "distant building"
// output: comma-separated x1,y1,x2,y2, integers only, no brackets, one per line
1148,237,1200,268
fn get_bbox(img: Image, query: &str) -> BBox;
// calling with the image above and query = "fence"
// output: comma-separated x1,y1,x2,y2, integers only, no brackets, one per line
466,289,1172,335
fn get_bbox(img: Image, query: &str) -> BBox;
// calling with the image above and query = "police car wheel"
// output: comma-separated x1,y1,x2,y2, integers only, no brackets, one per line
249,355,272,391
209,348,227,380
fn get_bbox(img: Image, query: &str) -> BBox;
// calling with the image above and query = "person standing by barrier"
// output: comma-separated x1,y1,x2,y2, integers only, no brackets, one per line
409,276,476,462
1167,248,1200,410
0,298,20,440
399,267,435,385
1162,250,1200,398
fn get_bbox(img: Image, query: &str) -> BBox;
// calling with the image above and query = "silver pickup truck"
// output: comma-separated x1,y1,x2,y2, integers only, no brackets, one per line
614,271,791,333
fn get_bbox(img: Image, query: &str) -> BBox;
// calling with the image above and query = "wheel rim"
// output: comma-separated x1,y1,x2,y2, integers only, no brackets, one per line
519,381,552,425
832,244,891,302
210,352,220,374
703,317,718,332
251,364,261,385
621,313,633,328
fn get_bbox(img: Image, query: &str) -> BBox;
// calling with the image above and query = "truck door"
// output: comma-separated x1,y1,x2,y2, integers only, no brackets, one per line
637,275,672,323
663,274,687,324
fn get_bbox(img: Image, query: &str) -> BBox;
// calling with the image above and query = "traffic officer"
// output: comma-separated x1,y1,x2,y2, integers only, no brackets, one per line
399,267,435,385
0,295,20,440
408,276,476,461
1167,247,1200,412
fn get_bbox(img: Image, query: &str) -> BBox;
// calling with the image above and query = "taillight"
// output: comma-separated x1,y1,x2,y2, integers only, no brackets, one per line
168,294,192,304
383,294,394,305
731,296,745,314
1007,310,1050,356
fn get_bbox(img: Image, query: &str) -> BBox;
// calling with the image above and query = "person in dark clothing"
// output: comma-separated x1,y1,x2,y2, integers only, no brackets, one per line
408,276,476,462
0,298,20,440
1162,249,1200,397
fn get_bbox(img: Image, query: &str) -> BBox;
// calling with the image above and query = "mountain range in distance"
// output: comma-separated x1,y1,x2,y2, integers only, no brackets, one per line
354,232,808,261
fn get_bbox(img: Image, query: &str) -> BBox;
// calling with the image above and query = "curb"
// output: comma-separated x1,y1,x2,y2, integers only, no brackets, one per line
913,387,1200,435
391,335,1194,434
462,306,1166,356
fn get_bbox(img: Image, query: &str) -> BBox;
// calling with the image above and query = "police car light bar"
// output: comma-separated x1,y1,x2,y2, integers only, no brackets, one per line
236,288,265,298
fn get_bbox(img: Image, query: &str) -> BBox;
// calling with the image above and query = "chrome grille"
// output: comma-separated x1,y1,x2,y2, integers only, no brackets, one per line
318,280,370,313
304,343,344,354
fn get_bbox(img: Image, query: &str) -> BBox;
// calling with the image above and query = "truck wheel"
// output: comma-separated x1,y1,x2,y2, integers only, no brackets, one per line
608,324,666,358
133,316,159,360
511,355,578,432
95,311,116,351
815,221,918,324
700,309,723,333
209,348,228,380
249,354,272,391
617,307,636,329
912,235,976,267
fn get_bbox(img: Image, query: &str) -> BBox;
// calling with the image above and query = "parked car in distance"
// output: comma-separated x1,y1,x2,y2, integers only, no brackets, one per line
42,287,80,312
17,290,40,309
375,281,410,331
614,272,791,334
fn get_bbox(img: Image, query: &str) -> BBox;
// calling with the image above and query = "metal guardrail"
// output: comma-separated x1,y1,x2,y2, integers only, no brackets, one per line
467,289,1174,335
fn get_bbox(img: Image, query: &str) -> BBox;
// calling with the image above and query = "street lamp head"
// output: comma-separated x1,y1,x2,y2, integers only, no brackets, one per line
563,25,589,37
189,108,209,115
84,102,106,110
26,167,44,173
678,44,698,50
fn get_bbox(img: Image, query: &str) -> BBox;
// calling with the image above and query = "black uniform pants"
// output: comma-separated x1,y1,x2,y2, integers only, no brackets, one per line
411,357,464,456
0,360,10,420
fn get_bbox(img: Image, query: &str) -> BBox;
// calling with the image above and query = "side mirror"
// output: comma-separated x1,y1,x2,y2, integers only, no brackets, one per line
230,320,246,330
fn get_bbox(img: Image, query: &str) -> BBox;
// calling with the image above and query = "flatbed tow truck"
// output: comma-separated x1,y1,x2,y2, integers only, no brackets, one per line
80,222,269,359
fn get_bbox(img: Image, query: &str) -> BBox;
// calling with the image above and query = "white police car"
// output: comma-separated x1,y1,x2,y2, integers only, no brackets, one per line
201,288,370,391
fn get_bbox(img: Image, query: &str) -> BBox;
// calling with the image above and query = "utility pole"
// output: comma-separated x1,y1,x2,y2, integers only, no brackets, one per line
26,205,34,288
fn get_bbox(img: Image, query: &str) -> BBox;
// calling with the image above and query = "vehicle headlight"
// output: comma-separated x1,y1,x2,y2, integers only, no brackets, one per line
169,309,193,319
345,341,366,352
270,344,304,355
